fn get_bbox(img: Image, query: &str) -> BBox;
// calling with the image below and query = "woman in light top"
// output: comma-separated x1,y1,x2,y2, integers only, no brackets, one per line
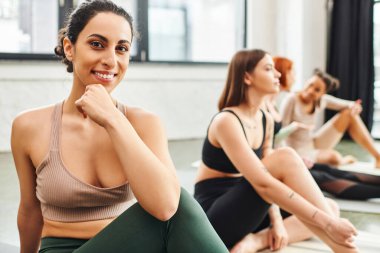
11,1,229,252
280,69,380,168
194,49,358,253
266,57,380,201
266,56,313,147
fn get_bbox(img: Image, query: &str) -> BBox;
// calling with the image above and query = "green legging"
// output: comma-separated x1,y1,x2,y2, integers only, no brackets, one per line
39,188,229,253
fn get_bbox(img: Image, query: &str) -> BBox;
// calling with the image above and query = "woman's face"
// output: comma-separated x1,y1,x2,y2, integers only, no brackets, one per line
301,75,327,102
246,54,281,95
64,12,132,92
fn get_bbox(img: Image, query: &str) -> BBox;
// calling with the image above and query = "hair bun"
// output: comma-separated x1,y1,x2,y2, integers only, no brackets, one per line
313,68,340,93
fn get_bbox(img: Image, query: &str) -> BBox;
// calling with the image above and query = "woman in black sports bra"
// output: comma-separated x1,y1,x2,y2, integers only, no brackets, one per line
194,49,358,253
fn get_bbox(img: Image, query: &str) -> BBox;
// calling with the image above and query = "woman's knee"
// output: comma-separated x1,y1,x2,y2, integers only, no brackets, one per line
267,147,304,168
263,147,307,177
338,108,352,119
175,188,208,221
326,198,340,217
268,147,301,163
326,151,342,165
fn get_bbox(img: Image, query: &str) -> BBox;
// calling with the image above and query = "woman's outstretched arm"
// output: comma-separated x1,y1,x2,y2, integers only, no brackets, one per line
212,112,357,248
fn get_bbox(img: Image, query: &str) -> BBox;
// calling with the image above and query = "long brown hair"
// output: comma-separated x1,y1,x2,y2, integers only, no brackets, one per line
218,49,267,111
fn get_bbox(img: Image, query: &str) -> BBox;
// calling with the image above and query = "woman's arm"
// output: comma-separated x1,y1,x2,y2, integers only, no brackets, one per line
322,94,355,111
75,84,180,221
274,122,298,145
212,113,351,235
279,94,296,127
262,110,274,157
267,205,288,251
11,115,44,253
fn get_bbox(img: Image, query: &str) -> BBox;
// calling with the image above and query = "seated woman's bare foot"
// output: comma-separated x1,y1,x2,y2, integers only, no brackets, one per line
230,233,264,253
340,155,357,165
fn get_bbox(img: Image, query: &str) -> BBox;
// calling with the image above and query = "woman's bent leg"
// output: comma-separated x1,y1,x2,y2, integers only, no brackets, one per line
262,148,358,252
314,109,380,167
74,188,228,253
195,177,271,249
166,188,229,253
39,238,88,253
74,201,167,253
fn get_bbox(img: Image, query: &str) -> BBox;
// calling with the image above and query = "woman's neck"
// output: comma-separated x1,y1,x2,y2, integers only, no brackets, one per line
298,92,311,104
64,83,86,116
238,101,261,118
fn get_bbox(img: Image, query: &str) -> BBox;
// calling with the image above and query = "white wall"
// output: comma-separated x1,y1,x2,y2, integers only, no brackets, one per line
0,61,227,152
0,0,328,152
247,0,327,90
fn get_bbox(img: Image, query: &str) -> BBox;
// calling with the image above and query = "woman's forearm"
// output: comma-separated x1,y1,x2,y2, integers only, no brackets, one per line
274,122,298,144
105,110,180,221
18,209,43,253
268,204,283,225
255,178,332,230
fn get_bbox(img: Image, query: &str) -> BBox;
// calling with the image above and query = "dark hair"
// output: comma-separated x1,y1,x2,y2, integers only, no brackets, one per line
54,0,134,73
313,68,340,93
218,49,267,111
273,56,293,90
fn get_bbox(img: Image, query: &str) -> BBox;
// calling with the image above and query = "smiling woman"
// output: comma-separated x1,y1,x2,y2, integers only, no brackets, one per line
10,1,228,253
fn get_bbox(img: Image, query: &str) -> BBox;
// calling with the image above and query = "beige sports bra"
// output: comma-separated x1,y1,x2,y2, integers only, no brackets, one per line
36,101,136,222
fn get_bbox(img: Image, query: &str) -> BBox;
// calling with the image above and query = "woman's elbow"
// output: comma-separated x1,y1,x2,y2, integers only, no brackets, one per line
154,204,178,221
152,189,181,221
254,183,274,204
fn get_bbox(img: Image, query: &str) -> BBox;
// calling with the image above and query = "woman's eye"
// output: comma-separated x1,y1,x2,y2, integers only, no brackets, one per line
117,45,129,52
90,41,103,48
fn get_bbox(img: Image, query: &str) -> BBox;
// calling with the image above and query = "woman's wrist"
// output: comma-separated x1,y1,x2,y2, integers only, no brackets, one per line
104,109,126,131
312,209,333,229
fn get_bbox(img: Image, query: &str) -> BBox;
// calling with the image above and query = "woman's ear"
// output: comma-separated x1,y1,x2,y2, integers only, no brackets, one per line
63,37,74,61
244,72,252,86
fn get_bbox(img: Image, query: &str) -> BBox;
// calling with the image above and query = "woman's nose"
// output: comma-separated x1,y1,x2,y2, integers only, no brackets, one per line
101,49,117,69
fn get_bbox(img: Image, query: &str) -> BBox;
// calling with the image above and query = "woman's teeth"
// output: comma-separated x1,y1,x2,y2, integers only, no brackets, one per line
95,72,113,79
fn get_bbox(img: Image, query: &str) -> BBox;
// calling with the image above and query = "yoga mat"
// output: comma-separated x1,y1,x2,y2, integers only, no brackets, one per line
333,198,380,214
259,231,380,253
339,161,380,176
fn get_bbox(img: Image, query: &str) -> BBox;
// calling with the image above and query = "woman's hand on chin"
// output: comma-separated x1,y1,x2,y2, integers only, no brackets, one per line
75,84,119,127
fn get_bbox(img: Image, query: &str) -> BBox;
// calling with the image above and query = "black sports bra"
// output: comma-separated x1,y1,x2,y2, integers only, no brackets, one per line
274,120,282,135
201,110,266,174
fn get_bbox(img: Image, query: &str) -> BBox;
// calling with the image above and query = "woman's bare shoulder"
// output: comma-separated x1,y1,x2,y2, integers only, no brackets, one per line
125,106,159,123
125,106,163,134
12,105,56,133
209,108,243,135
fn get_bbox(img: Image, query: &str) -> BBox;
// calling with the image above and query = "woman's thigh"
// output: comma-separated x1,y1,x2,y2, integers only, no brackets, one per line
199,177,270,248
74,202,167,253
313,115,344,149
75,188,228,253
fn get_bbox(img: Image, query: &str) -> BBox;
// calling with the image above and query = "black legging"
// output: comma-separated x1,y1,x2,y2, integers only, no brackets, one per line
311,163,380,200
194,177,290,249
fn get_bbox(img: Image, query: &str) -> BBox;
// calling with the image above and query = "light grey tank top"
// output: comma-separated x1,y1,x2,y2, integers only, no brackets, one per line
36,101,136,222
